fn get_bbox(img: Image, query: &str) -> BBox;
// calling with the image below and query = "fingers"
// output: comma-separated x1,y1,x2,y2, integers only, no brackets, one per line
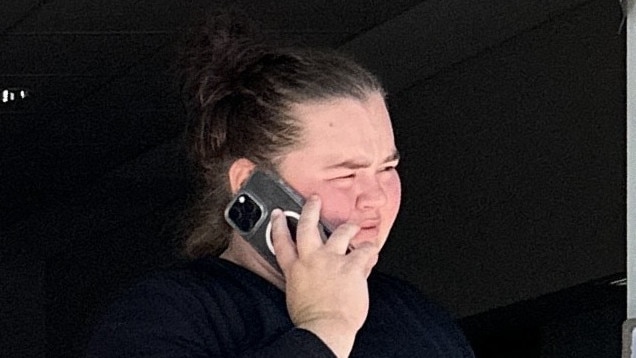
271,209,298,273
296,195,360,255
324,223,360,254
295,195,323,254
272,194,378,277
346,242,380,277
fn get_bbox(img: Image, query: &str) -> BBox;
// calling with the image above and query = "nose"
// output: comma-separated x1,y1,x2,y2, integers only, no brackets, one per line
355,175,387,209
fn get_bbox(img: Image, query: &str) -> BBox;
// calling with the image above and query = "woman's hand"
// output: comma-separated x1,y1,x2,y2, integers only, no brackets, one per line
271,195,379,357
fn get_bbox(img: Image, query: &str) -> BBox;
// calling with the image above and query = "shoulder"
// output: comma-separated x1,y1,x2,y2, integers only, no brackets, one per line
92,257,238,322
125,256,271,292
108,258,239,306
368,270,441,310
365,271,475,357
99,257,279,320
87,258,266,357
368,270,464,325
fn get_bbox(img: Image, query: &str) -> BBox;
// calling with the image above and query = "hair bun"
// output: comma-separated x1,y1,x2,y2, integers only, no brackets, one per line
179,12,268,108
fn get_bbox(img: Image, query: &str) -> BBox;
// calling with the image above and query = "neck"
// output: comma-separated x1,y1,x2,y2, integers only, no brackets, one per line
220,233,287,290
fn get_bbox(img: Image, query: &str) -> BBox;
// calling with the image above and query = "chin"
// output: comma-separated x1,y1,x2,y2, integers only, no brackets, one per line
351,228,388,249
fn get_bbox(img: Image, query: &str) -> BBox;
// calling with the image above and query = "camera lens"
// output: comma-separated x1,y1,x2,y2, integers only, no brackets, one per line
228,206,242,221
228,194,261,232
243,198,255,213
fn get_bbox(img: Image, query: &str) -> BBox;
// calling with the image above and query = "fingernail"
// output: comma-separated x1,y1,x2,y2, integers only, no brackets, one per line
271,208,282,219
309,194,319,202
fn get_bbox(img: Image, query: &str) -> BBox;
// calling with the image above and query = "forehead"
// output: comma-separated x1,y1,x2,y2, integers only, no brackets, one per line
286,93,396,164
290,92,391,130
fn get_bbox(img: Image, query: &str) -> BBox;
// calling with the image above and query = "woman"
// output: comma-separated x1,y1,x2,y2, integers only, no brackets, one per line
87,14,474,358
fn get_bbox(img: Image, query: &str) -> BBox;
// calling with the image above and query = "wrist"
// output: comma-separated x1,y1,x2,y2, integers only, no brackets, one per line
297,319,358,358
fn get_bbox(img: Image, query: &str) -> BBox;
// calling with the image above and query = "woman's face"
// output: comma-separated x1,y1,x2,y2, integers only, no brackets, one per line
277,92,401,251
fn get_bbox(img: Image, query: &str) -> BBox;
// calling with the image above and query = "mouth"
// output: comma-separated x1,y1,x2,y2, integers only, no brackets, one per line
358,225,379,234
360,217,381,230
358,217,381,229
329,218,382,251
353,224,380,243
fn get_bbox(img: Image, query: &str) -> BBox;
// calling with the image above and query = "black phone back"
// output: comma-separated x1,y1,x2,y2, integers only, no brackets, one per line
224,170,330,271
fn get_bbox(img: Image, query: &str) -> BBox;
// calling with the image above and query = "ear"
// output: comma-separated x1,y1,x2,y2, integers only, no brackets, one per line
228,158,256,194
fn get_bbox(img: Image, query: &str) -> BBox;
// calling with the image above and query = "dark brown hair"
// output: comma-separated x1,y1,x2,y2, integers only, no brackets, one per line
179,13,385,258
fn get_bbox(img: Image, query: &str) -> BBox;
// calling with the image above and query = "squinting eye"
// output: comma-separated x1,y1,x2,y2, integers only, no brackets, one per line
330,173,355,182
337,173,355,179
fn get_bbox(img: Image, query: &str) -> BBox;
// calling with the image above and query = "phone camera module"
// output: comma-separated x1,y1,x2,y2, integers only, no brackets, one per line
228,194,262,232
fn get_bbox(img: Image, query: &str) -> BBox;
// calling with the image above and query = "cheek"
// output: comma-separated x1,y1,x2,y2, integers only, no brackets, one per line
290,181,354,227
384,173,402,217
319,190,354,227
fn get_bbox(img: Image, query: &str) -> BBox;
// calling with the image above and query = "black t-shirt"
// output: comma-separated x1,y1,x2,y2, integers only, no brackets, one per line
87,258,474,357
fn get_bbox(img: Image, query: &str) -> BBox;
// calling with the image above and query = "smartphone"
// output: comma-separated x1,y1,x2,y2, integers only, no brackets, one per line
224,169,332,272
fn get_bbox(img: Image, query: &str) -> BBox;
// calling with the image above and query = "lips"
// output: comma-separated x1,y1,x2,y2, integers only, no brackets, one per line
358,218,381,230
353,220,381,242
357,226,379,236
358,216,382,228
325,217,382,248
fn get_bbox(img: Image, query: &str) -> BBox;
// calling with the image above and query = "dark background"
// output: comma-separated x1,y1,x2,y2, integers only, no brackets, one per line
0,0,627,357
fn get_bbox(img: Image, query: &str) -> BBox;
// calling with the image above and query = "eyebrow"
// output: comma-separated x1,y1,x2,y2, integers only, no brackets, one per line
385,150,401,163
324,149,400,170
